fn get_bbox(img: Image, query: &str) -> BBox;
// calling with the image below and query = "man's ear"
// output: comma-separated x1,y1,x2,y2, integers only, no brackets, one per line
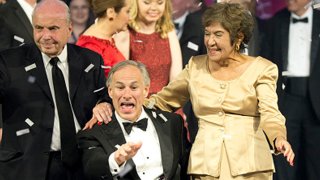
144,85,150,98
108,86,113,99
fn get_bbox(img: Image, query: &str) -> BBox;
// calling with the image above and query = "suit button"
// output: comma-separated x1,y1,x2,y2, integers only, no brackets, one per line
218,111,224,116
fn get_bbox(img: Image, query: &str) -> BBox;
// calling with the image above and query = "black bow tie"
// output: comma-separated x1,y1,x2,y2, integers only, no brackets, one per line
292,17,308,23
123,118,148,134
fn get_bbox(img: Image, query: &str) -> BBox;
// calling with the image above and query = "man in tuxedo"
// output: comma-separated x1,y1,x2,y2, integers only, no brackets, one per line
261,0,320,179
77,60,187,180
0,0,111,180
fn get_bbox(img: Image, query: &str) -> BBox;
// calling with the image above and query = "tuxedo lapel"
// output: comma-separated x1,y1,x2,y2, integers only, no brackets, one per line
310,10,320,72
12,1,33,39
145,108,174,176
281,12,290,71
67,45,84,101
25,45,53,102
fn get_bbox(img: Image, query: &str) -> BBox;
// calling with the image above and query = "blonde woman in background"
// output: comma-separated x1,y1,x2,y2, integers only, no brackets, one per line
115,0,182,96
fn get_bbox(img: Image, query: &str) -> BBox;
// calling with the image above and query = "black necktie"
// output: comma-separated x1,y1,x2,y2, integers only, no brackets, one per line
50,57,78,167
292,17,308,23
122,118,148,134
174,22,180,30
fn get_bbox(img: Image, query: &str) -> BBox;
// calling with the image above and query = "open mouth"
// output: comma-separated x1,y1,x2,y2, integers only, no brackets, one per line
120,102,135,112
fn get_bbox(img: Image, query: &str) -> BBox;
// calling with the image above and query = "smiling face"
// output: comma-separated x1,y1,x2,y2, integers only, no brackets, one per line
204,22,235,62
33,1,72,57
137,0,165,24
108,65,149,122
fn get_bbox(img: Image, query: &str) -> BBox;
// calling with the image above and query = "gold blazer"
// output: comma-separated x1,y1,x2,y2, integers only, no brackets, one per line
147,55,287,177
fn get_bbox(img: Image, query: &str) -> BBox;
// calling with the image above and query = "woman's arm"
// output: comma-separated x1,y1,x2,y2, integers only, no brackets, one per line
168,30,183,81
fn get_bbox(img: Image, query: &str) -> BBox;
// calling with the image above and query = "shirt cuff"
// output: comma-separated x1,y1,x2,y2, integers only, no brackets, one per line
108,152,127,176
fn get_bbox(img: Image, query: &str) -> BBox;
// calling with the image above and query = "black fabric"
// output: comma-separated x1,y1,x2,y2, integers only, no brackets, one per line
50,57,78,168
292,17,308,23
122,118,148,134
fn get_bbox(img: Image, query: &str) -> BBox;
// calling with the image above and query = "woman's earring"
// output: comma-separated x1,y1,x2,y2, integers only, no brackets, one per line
235,43,240,51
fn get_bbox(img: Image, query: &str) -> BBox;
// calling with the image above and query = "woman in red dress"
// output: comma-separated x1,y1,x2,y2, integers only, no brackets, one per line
76,0,130,77
115,0,183,96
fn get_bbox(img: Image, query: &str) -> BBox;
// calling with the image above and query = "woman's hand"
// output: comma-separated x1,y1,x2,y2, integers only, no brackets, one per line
83,102,113,130
275,137,295,166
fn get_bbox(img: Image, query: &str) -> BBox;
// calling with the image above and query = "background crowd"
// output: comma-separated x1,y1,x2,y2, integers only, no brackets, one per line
0,0,320,180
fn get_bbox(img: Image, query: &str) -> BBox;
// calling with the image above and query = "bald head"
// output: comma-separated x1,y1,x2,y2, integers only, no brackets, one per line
32,0,71,25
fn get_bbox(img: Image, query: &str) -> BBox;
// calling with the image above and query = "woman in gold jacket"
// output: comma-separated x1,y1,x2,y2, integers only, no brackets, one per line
146,3,295,180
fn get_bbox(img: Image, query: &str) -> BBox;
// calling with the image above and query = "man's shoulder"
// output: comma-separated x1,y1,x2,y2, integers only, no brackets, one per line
145,107,182,121
0,43,36,57
68,44,102,61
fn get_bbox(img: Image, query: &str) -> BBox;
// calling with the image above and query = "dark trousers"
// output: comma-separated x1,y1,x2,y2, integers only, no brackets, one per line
273,91,320,180
46,151,84,180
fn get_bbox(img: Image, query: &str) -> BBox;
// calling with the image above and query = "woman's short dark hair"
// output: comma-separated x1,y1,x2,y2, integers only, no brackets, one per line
202,3,254,51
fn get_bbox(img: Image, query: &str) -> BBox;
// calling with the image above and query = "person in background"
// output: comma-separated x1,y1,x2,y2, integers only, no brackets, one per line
115,0,182,96
68,0,93,44
76,0,130,77
0,0,37,147
77,60,187,180
144,3,294,179
0,0,111,179
0,0,36,51
261,0,320,179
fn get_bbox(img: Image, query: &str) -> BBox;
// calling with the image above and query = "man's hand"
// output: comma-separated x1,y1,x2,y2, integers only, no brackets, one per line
83,102,113,129
275,137,295,166
114,142,142,166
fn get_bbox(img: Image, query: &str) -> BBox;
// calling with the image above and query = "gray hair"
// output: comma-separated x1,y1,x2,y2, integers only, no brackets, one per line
106,60,151,87
32,0,71,25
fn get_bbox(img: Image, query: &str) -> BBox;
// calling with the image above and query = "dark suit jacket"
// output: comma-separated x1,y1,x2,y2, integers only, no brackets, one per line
261,8,320,119
77,107,187,180
0,43,110,180
179,8,207,67
0,0,34,51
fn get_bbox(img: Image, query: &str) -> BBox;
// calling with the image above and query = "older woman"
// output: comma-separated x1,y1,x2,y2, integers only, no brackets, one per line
146,3,294,180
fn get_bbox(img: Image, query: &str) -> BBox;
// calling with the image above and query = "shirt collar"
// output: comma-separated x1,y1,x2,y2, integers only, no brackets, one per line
42,45,68,68
174,11,189,29
115,107,149,124
291,5,313,20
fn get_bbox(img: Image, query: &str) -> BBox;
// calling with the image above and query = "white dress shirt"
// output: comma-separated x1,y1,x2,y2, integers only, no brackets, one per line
42,46,81,151
108,109,164,180
17,0,35,24
174,11,189,39
287,6,313,77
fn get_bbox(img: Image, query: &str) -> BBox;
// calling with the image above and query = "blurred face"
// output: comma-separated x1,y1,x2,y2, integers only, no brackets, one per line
69,0,90,25
137,0,165,24
204,22,234,62
108,65,149,122
172,0,190,20
33,8,72,57
286,0,311,16
114,0,131,32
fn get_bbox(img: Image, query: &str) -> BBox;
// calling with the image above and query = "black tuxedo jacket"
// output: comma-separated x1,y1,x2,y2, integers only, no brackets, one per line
0,43,110,180
261,8,320,120
77,107,187,180
0,0,34,51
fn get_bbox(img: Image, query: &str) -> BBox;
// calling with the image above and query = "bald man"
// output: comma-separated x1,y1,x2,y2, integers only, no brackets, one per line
0,0,110,179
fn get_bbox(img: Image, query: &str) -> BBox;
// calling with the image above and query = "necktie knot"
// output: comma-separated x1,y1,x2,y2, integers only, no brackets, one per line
123,118,148,134
292,17,308,23
50,57,59,66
